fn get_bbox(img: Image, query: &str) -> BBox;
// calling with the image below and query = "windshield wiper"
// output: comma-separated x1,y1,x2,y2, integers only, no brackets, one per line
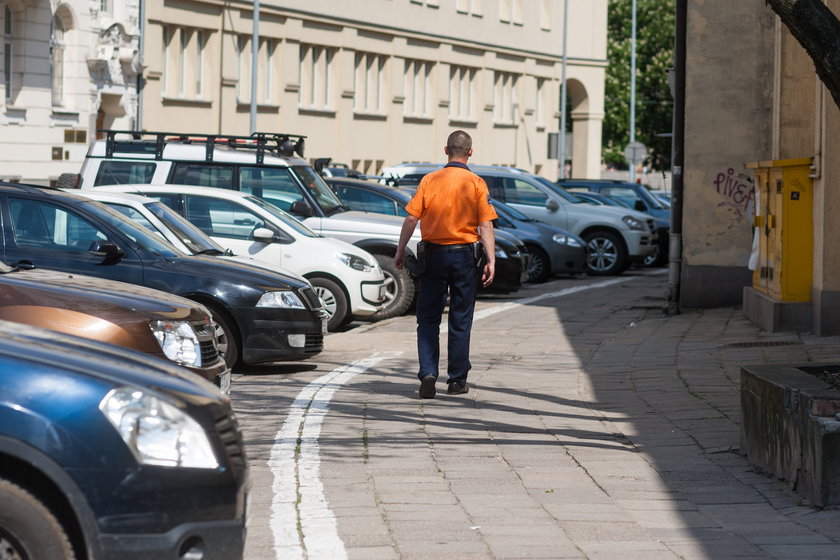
194,248,226,256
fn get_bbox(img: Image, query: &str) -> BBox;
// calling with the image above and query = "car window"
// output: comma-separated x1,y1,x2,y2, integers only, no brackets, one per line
481,175,506,203
601,187,645,210
10,198,108,251
145,200,228,254
94,161,156,186
289,166,345,215
334,186,400,216
246,196,319,237
502,178,549,206
185,195,264,240
171,164,235,189
239,166,302,212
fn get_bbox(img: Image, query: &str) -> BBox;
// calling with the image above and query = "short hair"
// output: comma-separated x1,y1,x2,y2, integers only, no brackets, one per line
446,130,472,157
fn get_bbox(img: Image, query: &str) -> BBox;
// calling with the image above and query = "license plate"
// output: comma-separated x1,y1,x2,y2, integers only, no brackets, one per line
217,370,232,395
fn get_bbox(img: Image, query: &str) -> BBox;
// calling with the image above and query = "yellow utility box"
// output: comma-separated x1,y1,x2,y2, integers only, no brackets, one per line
746,158,813,302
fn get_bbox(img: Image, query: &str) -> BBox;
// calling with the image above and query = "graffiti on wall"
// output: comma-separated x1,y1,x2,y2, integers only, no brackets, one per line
713,167,755,218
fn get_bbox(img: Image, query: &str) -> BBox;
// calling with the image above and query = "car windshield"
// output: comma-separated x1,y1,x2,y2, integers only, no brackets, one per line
531,176,582,202
81,201,183,257
144,200,228,255
289,165,347,216
637,187,668,210
245,195,320,237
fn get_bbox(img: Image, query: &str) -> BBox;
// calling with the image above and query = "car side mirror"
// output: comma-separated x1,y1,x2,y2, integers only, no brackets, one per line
290,200,314,218
88,240,124,263
634,200,646,212
252,227,275,242
546,199,560,212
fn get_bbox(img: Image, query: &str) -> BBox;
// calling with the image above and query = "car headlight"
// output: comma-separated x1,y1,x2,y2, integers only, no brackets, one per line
337,252,375,272
495,247,509,258
257,290,305,309
622,215,645,231
150,321,201,367
99,388,218,469
552,233,583,247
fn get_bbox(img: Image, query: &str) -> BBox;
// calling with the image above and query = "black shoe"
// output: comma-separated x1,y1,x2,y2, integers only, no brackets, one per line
447,381,469,395
419,375,436,399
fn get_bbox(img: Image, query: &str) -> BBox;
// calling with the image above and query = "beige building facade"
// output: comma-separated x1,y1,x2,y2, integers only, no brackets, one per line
139,0,607,179
681,0,840,335
0,0,140,184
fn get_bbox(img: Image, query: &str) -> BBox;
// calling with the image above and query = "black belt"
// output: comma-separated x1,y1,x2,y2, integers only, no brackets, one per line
426,242,474,253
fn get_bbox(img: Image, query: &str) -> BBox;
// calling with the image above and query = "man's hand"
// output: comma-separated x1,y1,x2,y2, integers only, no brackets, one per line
481,262,495,287
394,247,406,270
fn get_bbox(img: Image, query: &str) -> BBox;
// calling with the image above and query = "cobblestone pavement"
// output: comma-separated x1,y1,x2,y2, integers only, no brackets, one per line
232,269,840,560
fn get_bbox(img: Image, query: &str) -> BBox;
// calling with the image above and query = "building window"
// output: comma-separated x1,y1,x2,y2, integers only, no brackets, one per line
540,0,550,30
162,26,206,100
404,59,432,118
236,35,249,102
196,30,205,98
178,28,188,97
100,0,110,14
494,71,518,124
535,77,546,126
457,0,482,15
50,14,67,106
3,5,13,101
263,39,274,104
354,52,385,114
449,65,477,121
499,0,522,24
299,44,335,111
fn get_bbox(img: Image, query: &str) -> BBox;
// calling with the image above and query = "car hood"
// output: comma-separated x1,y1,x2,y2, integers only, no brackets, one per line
168,254,311,290
0,320,223,399
0,267,203,319
213,255,310,283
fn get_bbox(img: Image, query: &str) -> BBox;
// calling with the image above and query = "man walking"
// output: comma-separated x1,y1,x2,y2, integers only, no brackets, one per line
394,130,497,399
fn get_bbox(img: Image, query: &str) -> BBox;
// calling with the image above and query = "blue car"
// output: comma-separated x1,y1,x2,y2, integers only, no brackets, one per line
0,320,247,559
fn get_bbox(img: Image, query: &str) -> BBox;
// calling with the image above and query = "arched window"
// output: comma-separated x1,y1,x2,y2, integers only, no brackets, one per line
2,4,12,101
51,13,67,106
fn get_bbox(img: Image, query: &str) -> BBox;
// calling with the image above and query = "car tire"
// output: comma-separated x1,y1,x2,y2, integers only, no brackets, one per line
583,230,628,276
643,245,668,267
366,254,416,322
0,479,76,560
525,245,551,283
310,277,349,332
206,305,240,370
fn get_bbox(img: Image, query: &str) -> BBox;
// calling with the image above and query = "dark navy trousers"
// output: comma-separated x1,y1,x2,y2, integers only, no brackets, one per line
416,246,477,385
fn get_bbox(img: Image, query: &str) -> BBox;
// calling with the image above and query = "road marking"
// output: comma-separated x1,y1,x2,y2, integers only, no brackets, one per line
470,277,632,325
268,277,630,558
269,353,401,560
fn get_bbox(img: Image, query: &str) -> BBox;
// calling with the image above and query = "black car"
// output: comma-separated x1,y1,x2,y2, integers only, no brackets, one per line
0,182,326,369
327,177,527,294
0,320,247,560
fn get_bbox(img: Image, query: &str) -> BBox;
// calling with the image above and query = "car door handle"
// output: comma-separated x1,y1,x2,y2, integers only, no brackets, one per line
12,261,35,270
234,219,255,225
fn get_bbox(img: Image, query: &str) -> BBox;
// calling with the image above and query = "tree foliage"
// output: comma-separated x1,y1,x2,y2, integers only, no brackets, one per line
603,0,675,171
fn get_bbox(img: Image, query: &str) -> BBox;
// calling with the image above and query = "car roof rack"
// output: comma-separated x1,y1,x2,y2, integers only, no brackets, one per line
99,130,307,164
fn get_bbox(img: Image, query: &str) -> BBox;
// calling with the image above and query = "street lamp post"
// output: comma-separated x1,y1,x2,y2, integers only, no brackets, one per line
558,0,569,179
250,0,260,135
629,0,638,183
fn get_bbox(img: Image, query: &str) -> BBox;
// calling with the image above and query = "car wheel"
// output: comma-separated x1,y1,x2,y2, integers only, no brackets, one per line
206,306,240,370
525,245,551,283
366,254,416,321
643,246,660,267
583,230,628,276
0,479,75,560
310,277,348,332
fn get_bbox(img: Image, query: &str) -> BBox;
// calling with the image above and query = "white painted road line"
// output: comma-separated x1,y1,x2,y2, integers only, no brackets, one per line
267,277,632,558
268,353,402,560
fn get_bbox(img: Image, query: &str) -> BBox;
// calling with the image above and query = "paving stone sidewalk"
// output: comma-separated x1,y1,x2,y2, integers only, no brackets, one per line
236,271,840,560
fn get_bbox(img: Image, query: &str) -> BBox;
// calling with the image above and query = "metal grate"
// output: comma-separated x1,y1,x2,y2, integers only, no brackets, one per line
305,333,324,352
215,411,247,475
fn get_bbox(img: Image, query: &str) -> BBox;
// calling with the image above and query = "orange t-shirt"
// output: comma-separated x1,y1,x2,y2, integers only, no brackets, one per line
405,164,498,244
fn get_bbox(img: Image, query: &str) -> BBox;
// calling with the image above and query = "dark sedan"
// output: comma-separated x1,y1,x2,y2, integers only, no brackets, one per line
0,320,247,559
326,177,527,292
0,182,326,369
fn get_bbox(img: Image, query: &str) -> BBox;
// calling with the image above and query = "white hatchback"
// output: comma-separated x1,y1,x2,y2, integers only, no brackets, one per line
83,186,386,331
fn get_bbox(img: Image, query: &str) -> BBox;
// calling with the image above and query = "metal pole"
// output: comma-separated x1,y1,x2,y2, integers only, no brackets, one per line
667,0,686,316
629,0,637,183
558,0,569,179
250,0,260,135
135,0,145,131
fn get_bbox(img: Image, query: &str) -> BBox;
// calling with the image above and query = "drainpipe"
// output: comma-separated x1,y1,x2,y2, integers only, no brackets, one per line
667,0,686,315
250,0,259,134
135,0,145,130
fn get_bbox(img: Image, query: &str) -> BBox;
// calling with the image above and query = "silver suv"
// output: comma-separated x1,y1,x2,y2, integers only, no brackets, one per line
382,164,657,276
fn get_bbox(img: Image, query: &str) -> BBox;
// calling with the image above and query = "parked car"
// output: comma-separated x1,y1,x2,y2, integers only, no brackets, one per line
489,228,530,294
0,320,247,560
558,178,670,266
0,259,229,390
650,189,672,207
328,177,578,283
380,163,658,276
77,188,386,332
74,130,421,321
0,182,326,369
569,188,669,267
